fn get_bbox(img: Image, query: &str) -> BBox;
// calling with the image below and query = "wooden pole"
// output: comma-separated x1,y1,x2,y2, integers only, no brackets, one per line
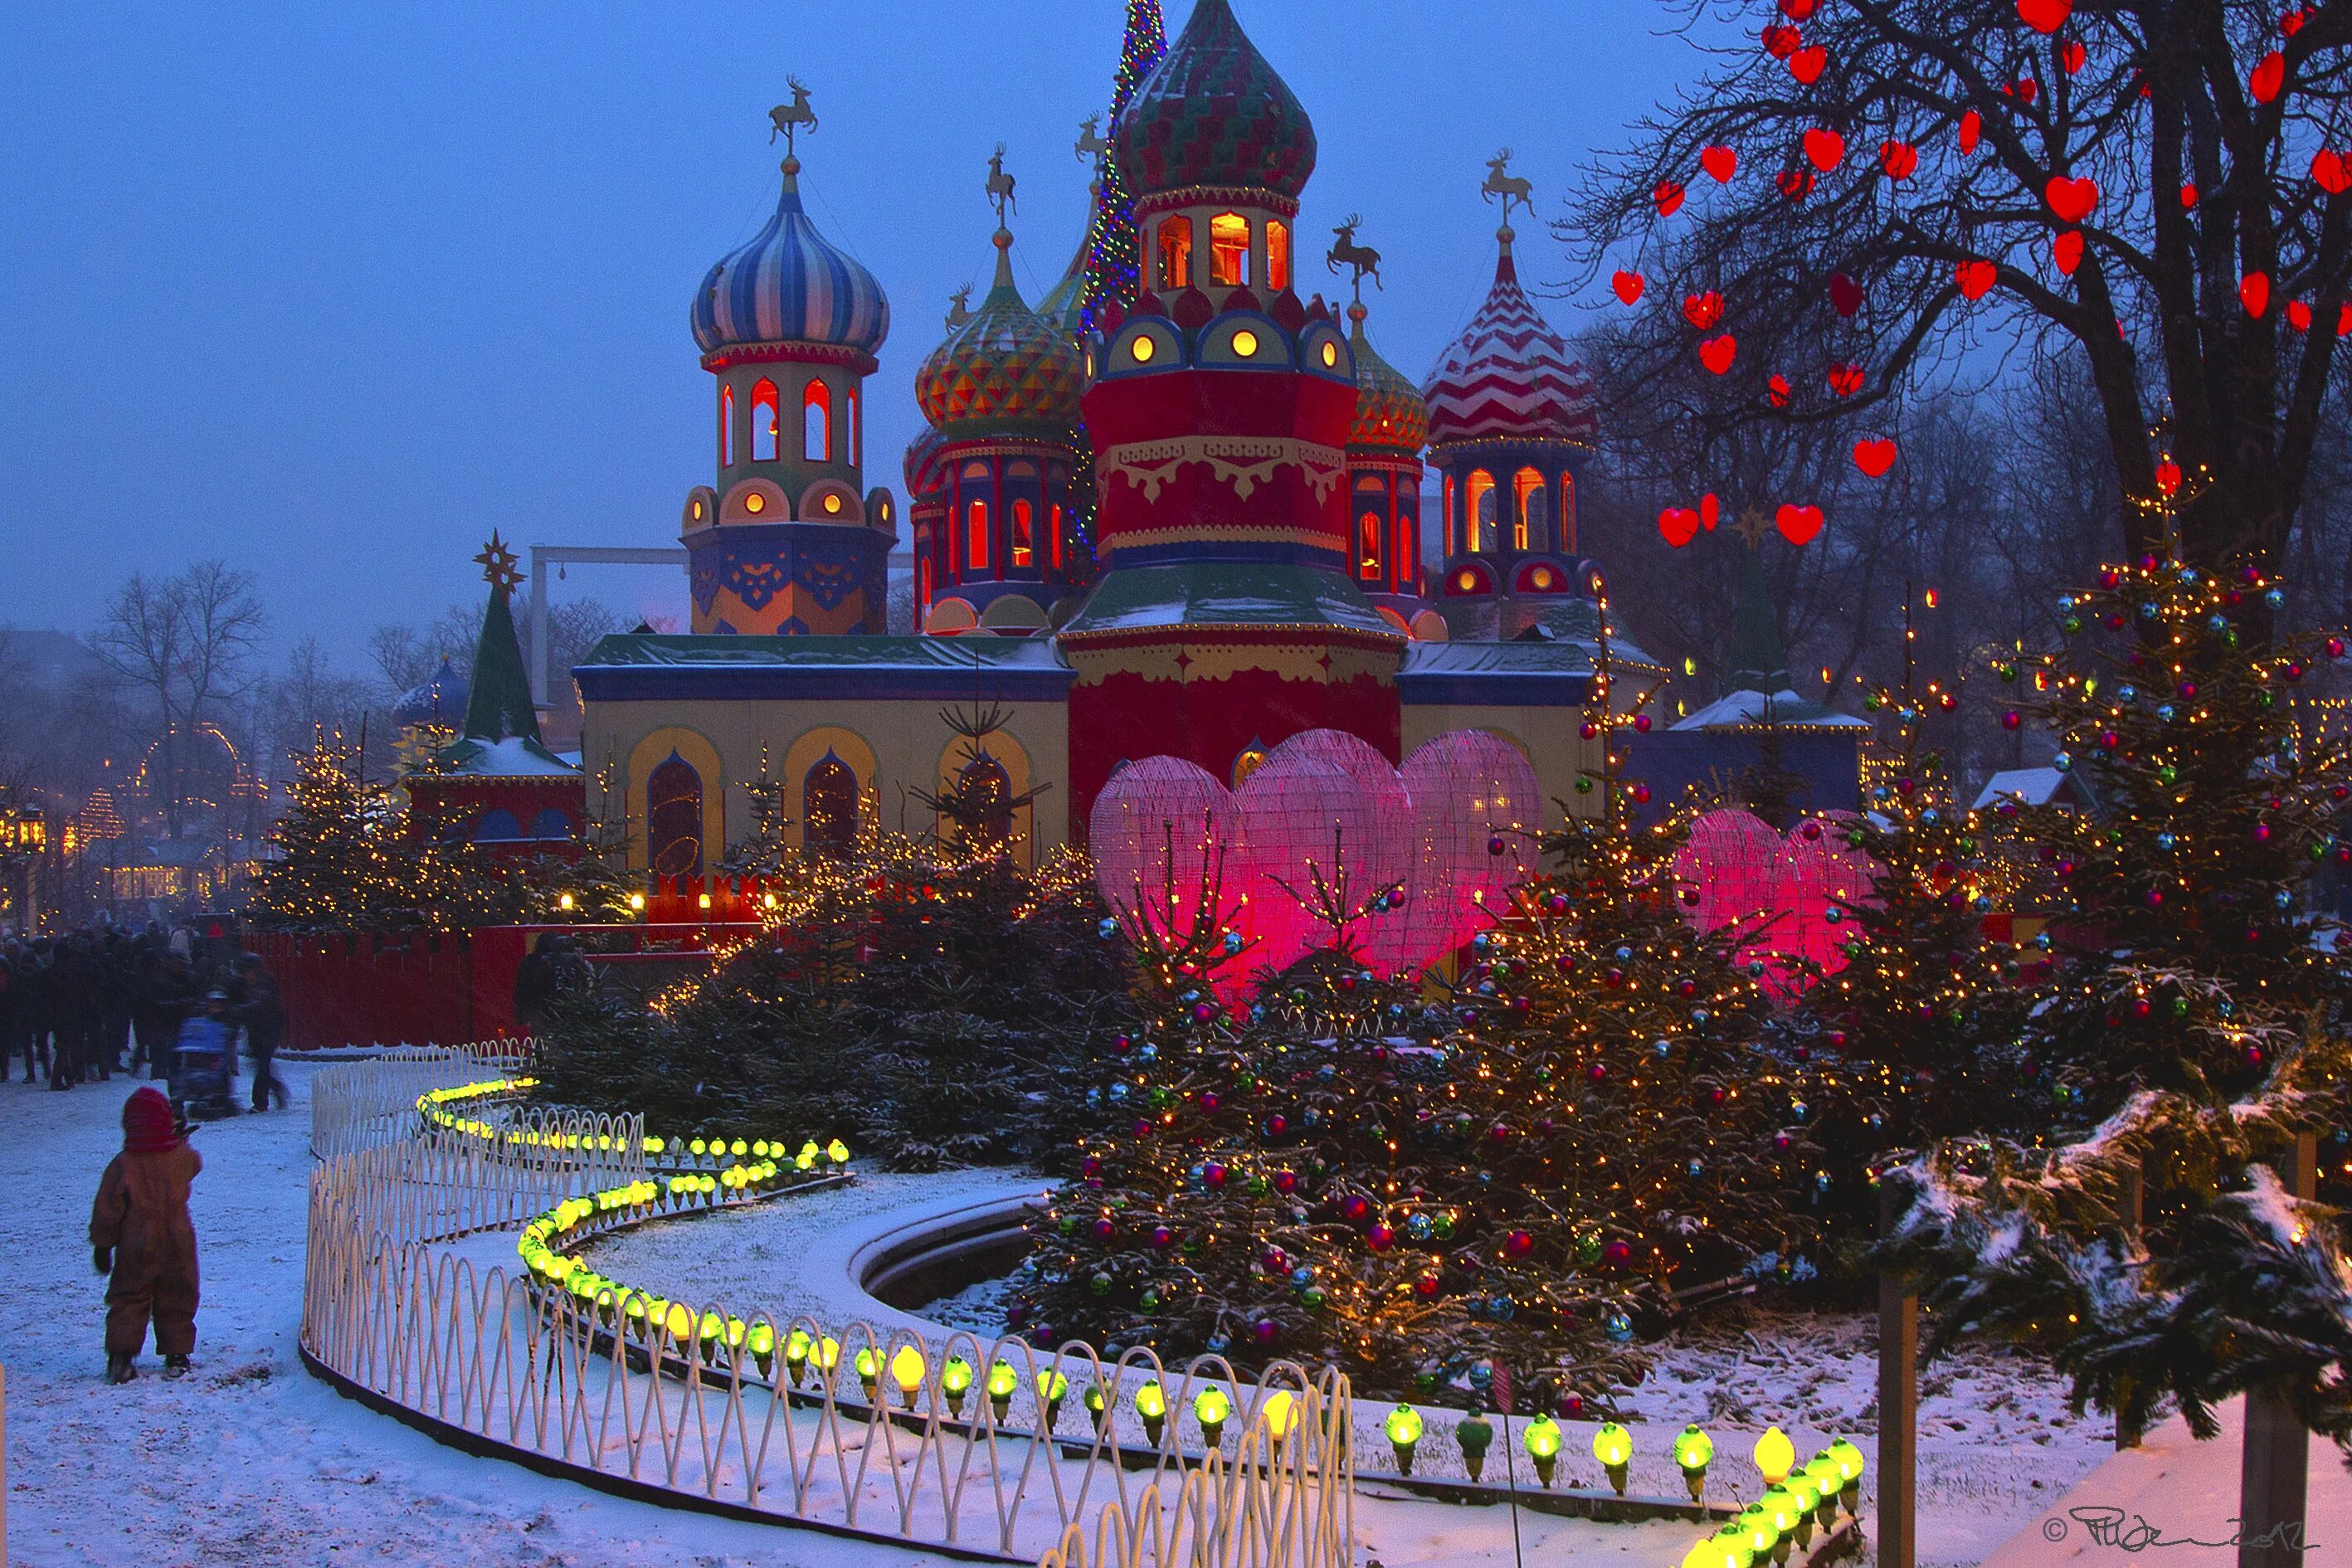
2,1360,10,1568
1878,1180,1917,1568
2238,1133,2316,1568
2115,1161,2145,1450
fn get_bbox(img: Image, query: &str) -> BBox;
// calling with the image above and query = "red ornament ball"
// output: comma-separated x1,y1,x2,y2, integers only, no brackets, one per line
1506,1230,1535,1258
1367,1224,1395,1252
2002,711,2022,730
1151,1225,1173,1248
1604,1239,1633,1267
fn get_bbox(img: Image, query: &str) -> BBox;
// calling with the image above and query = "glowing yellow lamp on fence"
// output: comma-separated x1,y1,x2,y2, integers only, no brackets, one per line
1135,1381,1168,1446
986,1359,1019,1424
1804,1454,1843,1526
1754,1426,1795,1487
854,1346,882,1405
890,1345,928,1411
1455,1407,1494,1482
1195,1385,1233,1451
797,1142,821,1171
941,1356,974,1419
1261,1389,1298,1444
1383,1405,1424,1475
1083,1383,1109,1432
1683,1537,1744,1568
1738,1502,1778,1561
1522,1413,1563,1488
827,1139,850,1166
1828,1439,1866,1514
784,1328,812,1385
1036,1369,1069,1429
1761,1487,1803,1563
1674,1424,1715,1502
816,1336,841,1381
1592,1421,1633,1497
747,1322,776,1377
664,1302,695,1345
1785,1472,1823,1546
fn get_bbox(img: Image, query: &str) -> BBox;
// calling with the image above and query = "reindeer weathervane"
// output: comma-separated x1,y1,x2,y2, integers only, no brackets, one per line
768,77,819,158
986,144,1019,223
945,284,974,330
1482,149,1535,230
1327,215,1384,303
1075,114,1112,172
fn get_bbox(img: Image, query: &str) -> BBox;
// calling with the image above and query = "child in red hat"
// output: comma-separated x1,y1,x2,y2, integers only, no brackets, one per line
88,1086,202,1383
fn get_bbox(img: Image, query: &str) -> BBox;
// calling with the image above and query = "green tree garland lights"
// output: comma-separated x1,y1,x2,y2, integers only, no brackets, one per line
1078,1,1166,331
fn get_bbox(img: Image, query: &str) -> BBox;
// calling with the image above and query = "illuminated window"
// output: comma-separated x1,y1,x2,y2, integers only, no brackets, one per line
1210,213,1250,287
847,387,860,467
647,752,704,880
1515,468,1546,553
1320,340,1337,368
744,491,767,515
1131,334,1157,364
1396,515,1416,586
1560,470,1578,553
966,499,989,572
1358,512,1383,580
802,381,831,463
1049,503,1064,572
719,384,736,468
751,380,780,462
803,752,858,855
822,492,843,515
1231,329,1260,358
1231,744,1269,789
1443,473,1456,551
917,555,931,614
1157,217,1192,290
1465,470,1497,553
957,755,1013,849
1265,220,1291,291
1012,499,1035,568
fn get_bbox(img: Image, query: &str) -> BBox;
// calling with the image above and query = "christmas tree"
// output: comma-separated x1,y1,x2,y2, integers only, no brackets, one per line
249,734,412,929
1881,542,2352,1445
1077,0,1166,331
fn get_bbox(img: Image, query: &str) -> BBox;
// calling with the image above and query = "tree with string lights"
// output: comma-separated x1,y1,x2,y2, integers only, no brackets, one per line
248,734,411,930
1078,0,1168,330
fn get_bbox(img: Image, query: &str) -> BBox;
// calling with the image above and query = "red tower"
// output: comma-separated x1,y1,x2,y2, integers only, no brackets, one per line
1059,0,1405,836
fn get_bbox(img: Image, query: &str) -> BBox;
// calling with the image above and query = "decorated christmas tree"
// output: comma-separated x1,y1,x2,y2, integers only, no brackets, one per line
1077,0,1166,331
1882,539,2352,1446
249,734,412,929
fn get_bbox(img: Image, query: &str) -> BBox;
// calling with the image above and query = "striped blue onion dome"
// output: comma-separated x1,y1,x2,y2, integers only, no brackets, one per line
692,158,891,358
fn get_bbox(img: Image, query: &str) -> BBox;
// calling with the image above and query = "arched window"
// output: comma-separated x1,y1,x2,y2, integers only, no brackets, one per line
646,752,704,879
750,381,780,463
803,752,858,855
1396,514,1417,591
966,499,990,572
527,809,574,841
1265,220,1292,292
1209,213,1250,287
1011,499,1035,569
916,555,932,615
846,387,860,467
719,384,736,468
1464,470,1497,553
1157,217,1193,290
957,755,1013,850
1049,503,1064,572
802,381,831,463
1358,511,1383,581
1442,473,1457,553
1560,470,1578,554
1514,468,1547,553
473,809,524,843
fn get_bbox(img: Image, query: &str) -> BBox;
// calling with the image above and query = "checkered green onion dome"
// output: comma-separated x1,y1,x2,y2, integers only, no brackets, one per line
1113,0,1316,204
915,234,1085,439
1348,305,1429,455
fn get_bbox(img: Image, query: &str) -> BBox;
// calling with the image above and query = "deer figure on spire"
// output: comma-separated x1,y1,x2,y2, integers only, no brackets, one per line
1075,114,1112,170
768,78,819,158
986,144,1019,222
1327,216,1384,300
1482,149,1536,228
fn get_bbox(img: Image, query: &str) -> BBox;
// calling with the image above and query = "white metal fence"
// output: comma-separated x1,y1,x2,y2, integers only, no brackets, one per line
300,1063,1353,1567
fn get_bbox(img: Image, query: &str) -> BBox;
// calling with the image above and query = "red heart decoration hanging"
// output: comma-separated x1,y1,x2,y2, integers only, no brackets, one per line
1775,504,1827,546
1803,128,1846,172
1790,46,1829,85
2283,7,2311,35
2005,77,2040,104
1826,362,1865,397
1701,493,1721,532
1762,22,1801,58
1683,290,1726,329
1611,270,1646,305
1955,259,1998,299
1779,0,1818,18
1960,110,1984,155
2251,51,2286,105
1700,334,1739,374
2241,272,2272,318
2179,183,2199,208
2045,175,2100,222
2155,460,2182,497
2017,0,2072,33
1768,373,1793,407
2340,303,2352,337
2054,230,2085,275
1655,180,1687,216
2288,299,2314,332
1702,144,1739,183
2312,149,2350,194
1658,507,1702,548
1853,438,1899,478
1827,272,1864,318
2061,41,2087,75
1778,168,1817,201
1879,140,1919,179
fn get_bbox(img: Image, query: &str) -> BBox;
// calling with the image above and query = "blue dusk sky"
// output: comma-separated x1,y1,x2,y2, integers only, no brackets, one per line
0,1,1715,668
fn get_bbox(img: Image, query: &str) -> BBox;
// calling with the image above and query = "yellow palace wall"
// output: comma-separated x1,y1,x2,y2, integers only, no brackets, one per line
1400,705,1605,831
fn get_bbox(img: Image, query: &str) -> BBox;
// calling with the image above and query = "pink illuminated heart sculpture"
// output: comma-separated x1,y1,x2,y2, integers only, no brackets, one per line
1402,729,1543,954
1088,756,1242,949
1232,752,1376,977
1673,808,1877,997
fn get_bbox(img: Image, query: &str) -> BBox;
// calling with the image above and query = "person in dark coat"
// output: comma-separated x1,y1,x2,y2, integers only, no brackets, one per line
90,1085,202,1383
133,942,195,1079
233,952,287,1112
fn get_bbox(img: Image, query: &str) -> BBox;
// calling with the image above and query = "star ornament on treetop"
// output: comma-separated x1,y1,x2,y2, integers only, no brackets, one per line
475,533,525,593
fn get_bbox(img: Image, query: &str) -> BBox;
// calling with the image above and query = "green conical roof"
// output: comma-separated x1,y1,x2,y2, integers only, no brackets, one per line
462,538,541,745
1724,544,1790,695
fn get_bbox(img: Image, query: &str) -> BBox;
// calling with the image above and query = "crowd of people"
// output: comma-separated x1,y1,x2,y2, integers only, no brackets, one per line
0,923,285,1113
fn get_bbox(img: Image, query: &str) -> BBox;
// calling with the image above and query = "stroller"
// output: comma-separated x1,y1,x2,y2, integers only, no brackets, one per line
170,991,241,1122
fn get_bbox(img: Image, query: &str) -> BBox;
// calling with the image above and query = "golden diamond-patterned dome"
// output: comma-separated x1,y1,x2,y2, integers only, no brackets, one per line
1347,304,1428,454
916,231,1085,438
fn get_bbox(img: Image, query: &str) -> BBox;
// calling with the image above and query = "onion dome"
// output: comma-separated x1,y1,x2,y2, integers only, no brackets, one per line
692,156,890,360
1423,236,1597,447
903,423,948,501
1347,303,1428,454
915,230,1086,438
392,657,469,729
1113,0,1317,203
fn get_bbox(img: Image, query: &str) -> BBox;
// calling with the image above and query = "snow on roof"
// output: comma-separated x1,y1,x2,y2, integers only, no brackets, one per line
1671,689,1871,731
1971,767,2077,810
446,735,581,778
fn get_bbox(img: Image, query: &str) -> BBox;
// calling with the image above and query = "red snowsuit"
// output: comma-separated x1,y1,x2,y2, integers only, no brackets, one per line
89,1089,202,1358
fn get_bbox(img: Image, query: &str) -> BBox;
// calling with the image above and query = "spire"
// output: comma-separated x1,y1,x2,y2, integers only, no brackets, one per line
1078,1,1169,329
1723,534,1792,696
461,534,542,745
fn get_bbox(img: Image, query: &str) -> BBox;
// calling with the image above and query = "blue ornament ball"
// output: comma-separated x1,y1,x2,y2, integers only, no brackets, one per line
1098,918,1119,939
1604,1311,1634,1343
